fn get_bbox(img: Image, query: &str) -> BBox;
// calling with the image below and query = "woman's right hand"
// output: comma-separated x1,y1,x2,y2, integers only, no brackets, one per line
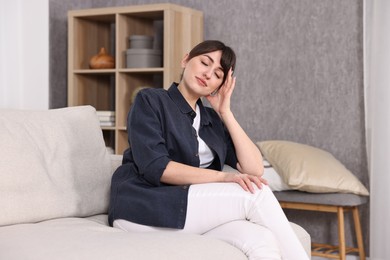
206,68,235,118
223,172,268,193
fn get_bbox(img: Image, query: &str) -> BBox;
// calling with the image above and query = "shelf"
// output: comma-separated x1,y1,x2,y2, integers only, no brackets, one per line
101,126,116,130
73,69,116,74
73,68,163,74
118,68,164,73
68,3,203,154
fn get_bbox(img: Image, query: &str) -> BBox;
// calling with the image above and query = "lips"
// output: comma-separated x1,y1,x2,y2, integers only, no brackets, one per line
196,77,207,87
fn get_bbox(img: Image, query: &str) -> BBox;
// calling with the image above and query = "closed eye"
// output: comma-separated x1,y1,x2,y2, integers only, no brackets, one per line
200,55,223,79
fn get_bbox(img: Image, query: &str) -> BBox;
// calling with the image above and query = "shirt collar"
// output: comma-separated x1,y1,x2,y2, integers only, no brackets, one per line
168,83,212,125
197,99,212,126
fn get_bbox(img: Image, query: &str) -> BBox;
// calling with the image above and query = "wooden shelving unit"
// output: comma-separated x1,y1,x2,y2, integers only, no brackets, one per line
68,4,203,154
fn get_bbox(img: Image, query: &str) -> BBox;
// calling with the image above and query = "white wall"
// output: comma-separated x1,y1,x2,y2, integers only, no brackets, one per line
0,0,49,109
365,0,390,259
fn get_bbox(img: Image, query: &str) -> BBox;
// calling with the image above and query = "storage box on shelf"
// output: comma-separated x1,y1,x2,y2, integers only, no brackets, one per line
68,3,203,154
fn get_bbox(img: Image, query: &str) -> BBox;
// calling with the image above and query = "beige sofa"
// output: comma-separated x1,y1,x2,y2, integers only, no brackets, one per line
0,106,310,259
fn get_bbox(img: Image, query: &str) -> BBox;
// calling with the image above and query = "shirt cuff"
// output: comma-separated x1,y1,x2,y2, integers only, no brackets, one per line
142,156,171,186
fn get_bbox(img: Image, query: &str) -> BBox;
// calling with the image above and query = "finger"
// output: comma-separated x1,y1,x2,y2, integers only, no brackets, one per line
225,73,236,93
226,69,234,87
221,68,233,90
235,178,249,192
228,68,234,82
230,76,236,92
250,176,263,190
220,77,235,98
243,176,255,193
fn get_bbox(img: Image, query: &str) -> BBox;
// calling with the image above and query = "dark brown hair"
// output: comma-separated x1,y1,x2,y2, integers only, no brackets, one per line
186,40,236,86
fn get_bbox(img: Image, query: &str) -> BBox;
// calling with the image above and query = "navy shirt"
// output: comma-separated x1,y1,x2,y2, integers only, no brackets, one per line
108,83,238,228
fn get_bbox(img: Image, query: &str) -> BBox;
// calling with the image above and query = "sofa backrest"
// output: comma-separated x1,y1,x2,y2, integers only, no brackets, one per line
0,106,112,226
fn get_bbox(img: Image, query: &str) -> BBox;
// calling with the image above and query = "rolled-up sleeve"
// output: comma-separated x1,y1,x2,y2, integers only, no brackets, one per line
128,92,171,186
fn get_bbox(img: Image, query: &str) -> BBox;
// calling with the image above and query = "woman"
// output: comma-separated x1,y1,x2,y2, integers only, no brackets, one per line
108,40,308,259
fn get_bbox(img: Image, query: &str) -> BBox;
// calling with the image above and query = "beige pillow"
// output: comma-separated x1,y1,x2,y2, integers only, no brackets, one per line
257,140,369,196
0,106,112,226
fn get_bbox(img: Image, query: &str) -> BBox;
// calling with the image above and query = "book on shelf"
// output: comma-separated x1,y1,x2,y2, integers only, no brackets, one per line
98,115,115,121
96,111,115,116
97,111,115,127
100,121,115,127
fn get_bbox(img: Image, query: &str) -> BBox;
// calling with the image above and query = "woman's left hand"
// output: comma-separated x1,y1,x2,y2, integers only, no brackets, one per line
206,68,236,117
223,172,268,193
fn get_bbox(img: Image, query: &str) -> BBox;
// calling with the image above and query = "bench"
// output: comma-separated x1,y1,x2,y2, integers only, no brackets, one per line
274,191,368,260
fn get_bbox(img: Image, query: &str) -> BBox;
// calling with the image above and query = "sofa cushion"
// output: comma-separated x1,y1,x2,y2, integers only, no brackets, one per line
0,216,247,260
0,106,112,226
257,140,369,195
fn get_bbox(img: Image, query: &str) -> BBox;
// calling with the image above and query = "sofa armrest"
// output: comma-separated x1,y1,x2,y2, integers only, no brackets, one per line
110,154,123,174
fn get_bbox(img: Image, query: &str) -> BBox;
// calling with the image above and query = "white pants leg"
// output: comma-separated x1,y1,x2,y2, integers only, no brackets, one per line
185,183,308,260
114,183,309,260
203,220,282,260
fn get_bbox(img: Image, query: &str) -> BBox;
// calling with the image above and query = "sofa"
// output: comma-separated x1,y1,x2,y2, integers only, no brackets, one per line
0,105,310,259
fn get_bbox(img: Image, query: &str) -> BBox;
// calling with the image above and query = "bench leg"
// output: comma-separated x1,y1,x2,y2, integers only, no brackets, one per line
352,206,366,260
337,207,346,260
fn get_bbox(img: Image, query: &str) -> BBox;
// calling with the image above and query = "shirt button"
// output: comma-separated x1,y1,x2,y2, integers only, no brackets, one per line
195,153,199,157
182,185,188,190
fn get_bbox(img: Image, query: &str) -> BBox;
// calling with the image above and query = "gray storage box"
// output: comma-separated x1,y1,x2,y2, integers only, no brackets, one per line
126,49,162,68
129,35,153,49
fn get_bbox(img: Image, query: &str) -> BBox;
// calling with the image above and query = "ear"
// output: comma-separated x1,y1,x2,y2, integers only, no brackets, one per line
181,54,189,68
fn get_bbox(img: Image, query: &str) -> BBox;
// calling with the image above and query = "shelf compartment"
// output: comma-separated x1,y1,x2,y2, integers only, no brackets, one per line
70,74,115,111
103,129,115,154
71,15,116,70
116,71,163,127
117,12,164,69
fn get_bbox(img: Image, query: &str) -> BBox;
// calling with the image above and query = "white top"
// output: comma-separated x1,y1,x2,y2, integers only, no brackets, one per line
193,105,214,168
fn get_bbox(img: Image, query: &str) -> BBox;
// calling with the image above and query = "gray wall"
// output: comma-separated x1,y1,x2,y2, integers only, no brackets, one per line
50,0,368,253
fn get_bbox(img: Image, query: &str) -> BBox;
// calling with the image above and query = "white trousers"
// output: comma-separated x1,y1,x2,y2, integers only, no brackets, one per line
114,183,309,260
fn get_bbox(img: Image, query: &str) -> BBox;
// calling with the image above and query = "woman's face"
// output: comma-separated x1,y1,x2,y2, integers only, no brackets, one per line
181,50,224,97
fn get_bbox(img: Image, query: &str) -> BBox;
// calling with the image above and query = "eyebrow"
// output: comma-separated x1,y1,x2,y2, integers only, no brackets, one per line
203,54,223,72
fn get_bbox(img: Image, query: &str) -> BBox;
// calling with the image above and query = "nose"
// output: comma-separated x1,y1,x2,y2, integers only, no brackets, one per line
203,69,212,79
